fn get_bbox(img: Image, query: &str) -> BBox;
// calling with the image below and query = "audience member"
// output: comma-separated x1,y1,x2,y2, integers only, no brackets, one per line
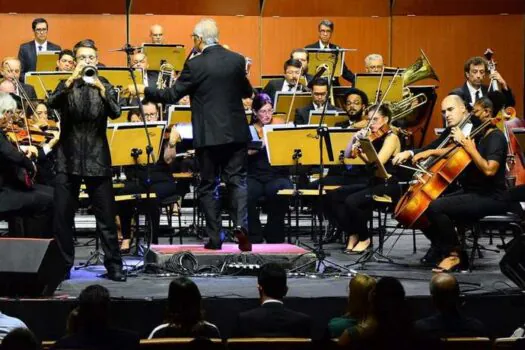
415,273,487,339
235,263,311,338
51,284,140,350
327,274,376,338
0,311,27,341
1,328,40,350
149,277,220,339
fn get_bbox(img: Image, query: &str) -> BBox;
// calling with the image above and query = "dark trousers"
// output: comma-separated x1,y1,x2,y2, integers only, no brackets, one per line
53,173,122,271
424,190,509,254
196,143,248,245
1,184,54,237
248,177,292,243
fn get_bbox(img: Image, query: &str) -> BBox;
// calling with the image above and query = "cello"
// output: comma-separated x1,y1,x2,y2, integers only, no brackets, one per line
501,107,525,187
394,115,500,229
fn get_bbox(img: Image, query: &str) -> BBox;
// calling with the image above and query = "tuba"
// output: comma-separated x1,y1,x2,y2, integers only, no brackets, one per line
157,60,175,89
402,49,439,86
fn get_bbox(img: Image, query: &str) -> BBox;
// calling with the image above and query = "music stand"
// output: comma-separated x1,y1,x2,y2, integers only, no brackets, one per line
24,71,70,100
142,44,186,72
306,49,345,78
355,73,404,104
108,105,138,124
332,86,352,110
97,67,144,93
261,75,283,88
274,92,312,123
168,105,192,125
35,51,60,71
308,111,347,127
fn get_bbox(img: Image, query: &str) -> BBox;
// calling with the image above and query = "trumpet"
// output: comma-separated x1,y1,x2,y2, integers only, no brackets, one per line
81,65,98,84
157,60,175,89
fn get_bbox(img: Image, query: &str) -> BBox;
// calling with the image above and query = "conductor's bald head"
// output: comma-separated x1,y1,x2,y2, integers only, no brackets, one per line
192,19,219,52
430,273,460,312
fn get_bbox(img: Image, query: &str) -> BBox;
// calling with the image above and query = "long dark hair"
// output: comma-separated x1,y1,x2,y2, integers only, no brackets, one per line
166,277,204,331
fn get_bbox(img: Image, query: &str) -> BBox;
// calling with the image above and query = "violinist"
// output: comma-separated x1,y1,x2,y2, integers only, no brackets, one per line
0,92,53,237
324,104,401,253
47,39,125,282
262,58,308,103
247,93,292,244
294,77,339,125
420,96,509,272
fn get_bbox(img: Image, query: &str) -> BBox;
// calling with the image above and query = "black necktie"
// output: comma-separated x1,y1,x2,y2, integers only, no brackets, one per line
475,90,481,102
38,45,42,51
288,85,294,91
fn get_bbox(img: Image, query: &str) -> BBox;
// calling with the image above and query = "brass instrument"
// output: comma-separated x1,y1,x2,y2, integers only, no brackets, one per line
82,65,98,84
390,92,428,122
157,60,175,89
402,49,439,86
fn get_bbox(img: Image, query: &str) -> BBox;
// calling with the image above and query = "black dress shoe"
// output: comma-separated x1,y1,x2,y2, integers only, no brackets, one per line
233,226,252,252
204,241,222,250
106,269,127,282
420,246,443,266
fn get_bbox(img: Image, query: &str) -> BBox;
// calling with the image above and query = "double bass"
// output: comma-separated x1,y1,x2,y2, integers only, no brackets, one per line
394,116,499,228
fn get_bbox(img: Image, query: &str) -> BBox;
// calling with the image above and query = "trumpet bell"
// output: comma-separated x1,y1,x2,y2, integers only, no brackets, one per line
402,49,439,86
82,65,98,84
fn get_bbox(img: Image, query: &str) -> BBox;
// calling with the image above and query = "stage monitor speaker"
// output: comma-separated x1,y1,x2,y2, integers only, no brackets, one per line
0,238,68,297
500,235,525,290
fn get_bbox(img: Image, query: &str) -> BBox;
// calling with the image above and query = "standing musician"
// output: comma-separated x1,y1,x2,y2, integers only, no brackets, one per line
56,49,75,72
324,104,401,253
412,96,509,272
0,92,54,236
294,78,339,125
125,19,253,251
17,18,61,77
305,19,355,85
1,57,37,99
247,93,292,244
48,39,125,282
450,56,515,110
290,48,314,85
364,54,384,73
262,58,308,103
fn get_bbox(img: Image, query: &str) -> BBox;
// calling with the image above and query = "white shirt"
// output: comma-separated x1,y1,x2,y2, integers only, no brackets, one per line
319,40,330,50
281,80,296,92
313,102,324,112
34,40,48,52
466,81,483,106
262,299,284,305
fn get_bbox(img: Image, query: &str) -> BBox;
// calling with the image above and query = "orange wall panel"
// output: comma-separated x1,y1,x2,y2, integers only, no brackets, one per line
392,15,525,144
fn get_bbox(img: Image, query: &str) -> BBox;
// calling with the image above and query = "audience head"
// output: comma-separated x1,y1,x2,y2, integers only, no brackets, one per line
318,19,334,44
430,273,460,313
283,58,303,86
252,93,273,125
344,88,368,120
57,49,75,71
371,277,407,326
66,307,80,335
77,284,111,331
150,24,164,44
257,263,288,301
290,48,309,74
32,17,49,44
464,56,488,89
442,94,467,128
311,78,329,107
365,54,384,73
347,274,376,320
192,19,219,52
1,328,41,350
167,277,204,330
73,39,99,67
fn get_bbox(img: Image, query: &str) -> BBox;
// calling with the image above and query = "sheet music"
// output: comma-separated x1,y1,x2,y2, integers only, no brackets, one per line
175,123,193,140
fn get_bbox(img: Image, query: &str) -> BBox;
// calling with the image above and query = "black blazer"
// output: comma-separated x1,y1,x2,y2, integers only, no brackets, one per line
20,83,37,100
262,78,308,104
18,40,61,76
0,130,34,198
449,82,515,110
305,41,355,85
295,103,339,125
145,45,253,148
236,302,312,338
146,70,160,88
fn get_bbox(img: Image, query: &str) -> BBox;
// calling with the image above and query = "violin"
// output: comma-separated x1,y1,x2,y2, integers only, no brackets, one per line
349,123,391,158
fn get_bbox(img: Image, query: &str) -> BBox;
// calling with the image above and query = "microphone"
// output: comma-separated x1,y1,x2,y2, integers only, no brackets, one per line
307,65,327,89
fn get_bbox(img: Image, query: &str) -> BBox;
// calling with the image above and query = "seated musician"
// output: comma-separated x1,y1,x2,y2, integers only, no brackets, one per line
149,24,165,44
130,52,160,89
247,93,292,243
450,56,515,111
290,48,313,85
364,54,384,73
0,92,53,236
116,100,187,251
1,57,37,99
324,103,401,253
338,88,369,129
262,58,308,103
56,49,75,72
294,77,339,125
411,96,508,272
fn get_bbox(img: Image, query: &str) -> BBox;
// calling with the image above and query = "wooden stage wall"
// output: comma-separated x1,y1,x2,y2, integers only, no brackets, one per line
0,13,523,144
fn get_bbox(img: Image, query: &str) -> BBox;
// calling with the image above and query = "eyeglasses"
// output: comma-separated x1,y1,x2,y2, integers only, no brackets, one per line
34,28,48,33
76,55,97,61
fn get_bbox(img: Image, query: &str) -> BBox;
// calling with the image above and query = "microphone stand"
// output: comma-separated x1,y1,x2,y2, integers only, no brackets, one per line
290,48,354,274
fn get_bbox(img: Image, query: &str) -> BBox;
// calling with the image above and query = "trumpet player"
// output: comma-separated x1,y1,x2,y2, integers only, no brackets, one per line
130,51,159,88
48,39,125,282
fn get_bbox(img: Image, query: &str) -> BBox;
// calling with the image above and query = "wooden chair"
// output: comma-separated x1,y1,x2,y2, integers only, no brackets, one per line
140,337,224,350
41,340,55,350
440,337,492,350
227,337,313,350
493,337,525,349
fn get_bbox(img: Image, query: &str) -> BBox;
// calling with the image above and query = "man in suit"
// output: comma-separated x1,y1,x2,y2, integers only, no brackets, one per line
56,49,75,72
17,18,61,77
290,48,314,86
236,263,312,337
127,19,253,251
450,56,515,111
262,58,308,104
305,19,355,85
295,78,339,125
1,57,37,100
364,53,384,73
130,52,160,89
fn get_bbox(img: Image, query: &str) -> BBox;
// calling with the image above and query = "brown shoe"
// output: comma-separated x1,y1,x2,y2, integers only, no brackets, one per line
233,226,252,252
